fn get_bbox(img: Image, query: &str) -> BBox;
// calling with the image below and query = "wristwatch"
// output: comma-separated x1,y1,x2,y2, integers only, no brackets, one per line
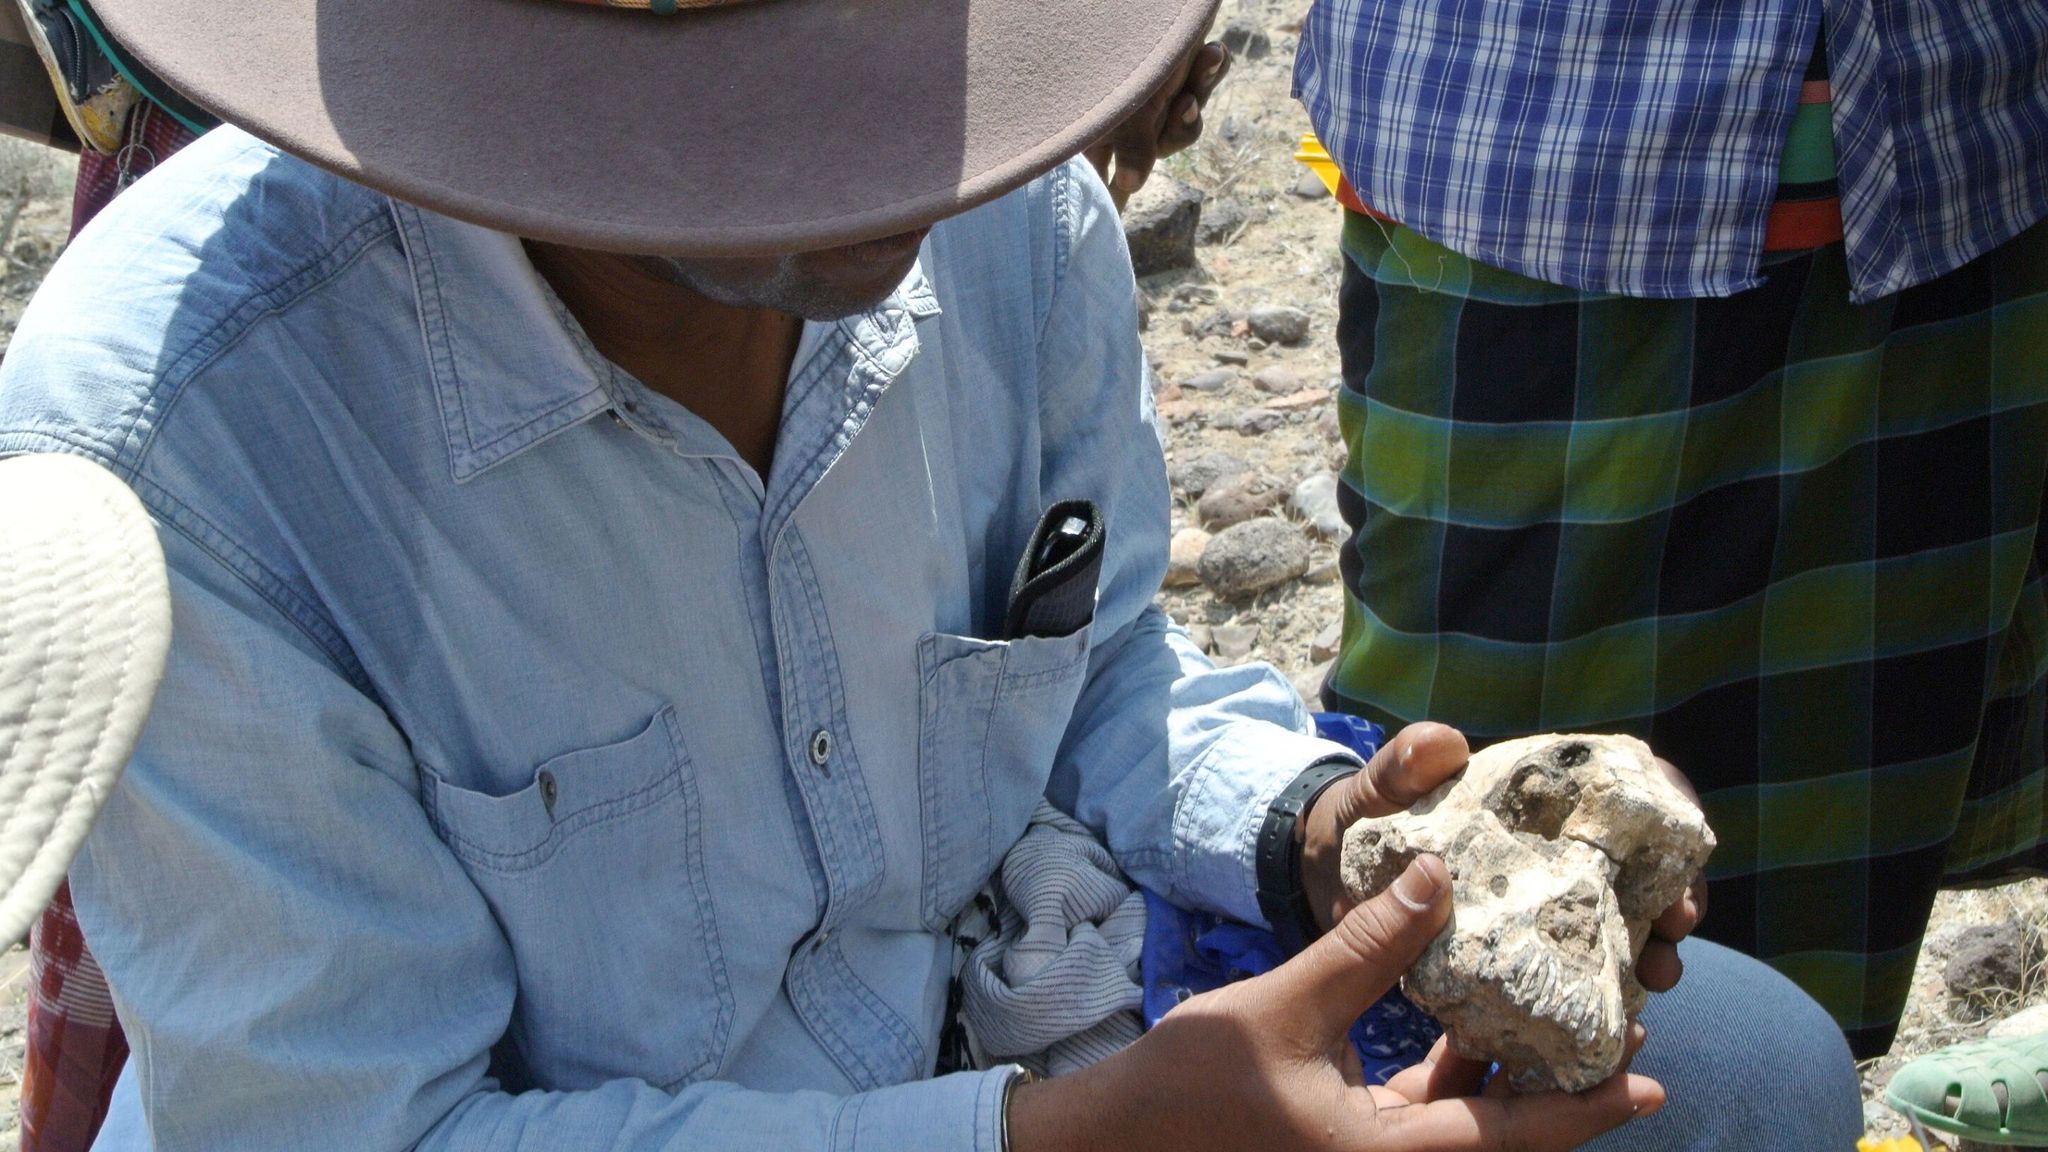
1254,758,1360,955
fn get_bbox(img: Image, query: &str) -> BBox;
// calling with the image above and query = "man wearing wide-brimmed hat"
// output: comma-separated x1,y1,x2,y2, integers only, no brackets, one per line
0,0,1788,1148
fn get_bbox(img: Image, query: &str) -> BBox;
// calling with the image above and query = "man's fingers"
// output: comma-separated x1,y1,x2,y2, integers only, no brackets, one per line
1652,756,1700,806
1266,854,1451,1040
1110,147,1156,202
1156,95,1204,157
1187,41,1231,97
1375,1070,1665,1152
1083,138,1118,190
1650,875,1705,943
1636,937,1683,992
1384,1037,1491,1103
1328,723,1470,826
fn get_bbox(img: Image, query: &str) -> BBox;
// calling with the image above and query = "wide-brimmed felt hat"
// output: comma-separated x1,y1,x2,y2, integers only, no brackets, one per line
87,0,1218,255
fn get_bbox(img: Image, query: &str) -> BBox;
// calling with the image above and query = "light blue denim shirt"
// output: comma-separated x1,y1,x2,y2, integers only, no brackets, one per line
0,127,1354,1151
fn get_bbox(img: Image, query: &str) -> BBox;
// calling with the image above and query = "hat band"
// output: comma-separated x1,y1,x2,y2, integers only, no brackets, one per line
556,0,753,11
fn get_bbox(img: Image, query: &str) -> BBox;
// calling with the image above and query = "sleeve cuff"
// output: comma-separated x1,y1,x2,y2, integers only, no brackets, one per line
1172,725,1364,928
832,1066,1016,1152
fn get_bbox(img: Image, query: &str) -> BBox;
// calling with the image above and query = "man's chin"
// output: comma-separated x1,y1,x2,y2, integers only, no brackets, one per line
781,242,926,320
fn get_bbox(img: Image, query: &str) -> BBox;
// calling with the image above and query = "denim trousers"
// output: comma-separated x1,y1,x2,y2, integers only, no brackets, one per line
1596,937,1864,1151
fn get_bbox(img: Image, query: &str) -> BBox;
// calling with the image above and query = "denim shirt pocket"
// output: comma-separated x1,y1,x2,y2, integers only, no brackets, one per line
916,626,1092,931
419,706,734,1091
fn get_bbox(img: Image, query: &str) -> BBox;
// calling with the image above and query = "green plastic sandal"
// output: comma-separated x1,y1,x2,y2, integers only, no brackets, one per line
1886,1033,2048,1147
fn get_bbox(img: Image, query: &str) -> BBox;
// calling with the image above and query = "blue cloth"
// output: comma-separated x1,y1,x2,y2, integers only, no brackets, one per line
1294,0,2047,301
0,127,1367,1151
1139,712,1443,1084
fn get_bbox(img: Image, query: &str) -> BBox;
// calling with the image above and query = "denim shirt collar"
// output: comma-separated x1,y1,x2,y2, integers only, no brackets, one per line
391,202,940,483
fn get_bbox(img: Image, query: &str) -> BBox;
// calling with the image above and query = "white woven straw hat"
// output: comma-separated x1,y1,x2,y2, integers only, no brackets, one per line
0,454,170,943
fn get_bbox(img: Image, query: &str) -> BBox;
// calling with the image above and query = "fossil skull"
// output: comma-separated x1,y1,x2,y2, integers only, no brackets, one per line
1341,733,1715,1092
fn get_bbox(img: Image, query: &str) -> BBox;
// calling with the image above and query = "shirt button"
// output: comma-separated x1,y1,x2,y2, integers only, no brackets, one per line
807,728,832,772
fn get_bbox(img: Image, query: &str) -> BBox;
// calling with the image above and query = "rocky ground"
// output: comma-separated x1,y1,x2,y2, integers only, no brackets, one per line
2,20,2046,1143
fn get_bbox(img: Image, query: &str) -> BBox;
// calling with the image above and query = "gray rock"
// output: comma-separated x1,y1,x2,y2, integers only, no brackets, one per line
1211,623,1258,661
1230,408,1287,436
1186,622,1214,654
1291,471,1347,538
1291,170,1329,199
1342,734,1716,1093
1122,176,1204,276
1198,471,1286,530
1252,366,1303,395
1218,15,1270,60
1315,406,1343,442
1214,349,1252,366
1181,368,1237,393
1247,305,1311,346
1989,1003,2048,1038
1197,197,1250,245
1944,922,2030,1002
1862,1101,1895,1134
1310,621,1343,664
1165,527,1211,588
1199,518,1312,598
1169,450,1251,498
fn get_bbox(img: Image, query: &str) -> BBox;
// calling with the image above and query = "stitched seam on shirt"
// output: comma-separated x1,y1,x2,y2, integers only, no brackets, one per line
785,529,891,896
996,647,1092,691
805,940,925,1087
135,476,375,695
0,439,364,688
656,706,736,1083
1167,735,1236,905
432,766,683,872
410,222,604,469
1037,162,1077,351
787,945,895,1089
761,339,852,539
131,210,399,478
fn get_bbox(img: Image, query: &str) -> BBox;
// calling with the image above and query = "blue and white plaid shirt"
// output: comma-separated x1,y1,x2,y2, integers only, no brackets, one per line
1294,0,2048,301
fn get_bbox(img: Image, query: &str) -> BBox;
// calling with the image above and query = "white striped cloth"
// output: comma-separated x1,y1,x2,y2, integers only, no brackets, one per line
956,803,1148,1077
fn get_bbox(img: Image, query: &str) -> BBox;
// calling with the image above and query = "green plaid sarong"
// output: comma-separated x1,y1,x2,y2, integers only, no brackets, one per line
1326,212,2048,1058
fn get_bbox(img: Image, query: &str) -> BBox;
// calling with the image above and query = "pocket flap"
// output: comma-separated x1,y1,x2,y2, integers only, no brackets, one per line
424,707,686,867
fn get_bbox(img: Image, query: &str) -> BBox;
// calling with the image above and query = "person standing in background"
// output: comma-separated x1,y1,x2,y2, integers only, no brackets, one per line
1297,0,2047,1066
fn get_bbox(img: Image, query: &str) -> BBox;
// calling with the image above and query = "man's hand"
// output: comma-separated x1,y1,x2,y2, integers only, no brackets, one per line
1298,722,1470,936
1085,39,1231,208
1007,855,1664,1152
1299,724,1707,993
1637,756,1707,991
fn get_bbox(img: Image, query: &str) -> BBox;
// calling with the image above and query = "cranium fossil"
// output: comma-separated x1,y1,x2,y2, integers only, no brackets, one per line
1341,733,1715,1092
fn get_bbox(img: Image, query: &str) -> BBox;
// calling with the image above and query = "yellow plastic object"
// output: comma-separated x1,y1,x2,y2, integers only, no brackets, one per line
1857,1135,1926,1152
1294,133,1343,199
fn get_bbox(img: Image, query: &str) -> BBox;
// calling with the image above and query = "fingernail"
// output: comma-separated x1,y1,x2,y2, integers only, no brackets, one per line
1181,101,1201,124
1391,855,1442,911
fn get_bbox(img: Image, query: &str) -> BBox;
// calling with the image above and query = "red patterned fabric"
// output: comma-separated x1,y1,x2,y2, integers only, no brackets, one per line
68,105,197,235
23,104,197,1152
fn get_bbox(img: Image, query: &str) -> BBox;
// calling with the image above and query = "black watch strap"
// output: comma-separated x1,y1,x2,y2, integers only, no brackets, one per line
1255,758,1361,956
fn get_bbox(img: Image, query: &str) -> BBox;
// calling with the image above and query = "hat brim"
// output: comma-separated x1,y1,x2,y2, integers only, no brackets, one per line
0,454,170,947
88,0,1217,255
